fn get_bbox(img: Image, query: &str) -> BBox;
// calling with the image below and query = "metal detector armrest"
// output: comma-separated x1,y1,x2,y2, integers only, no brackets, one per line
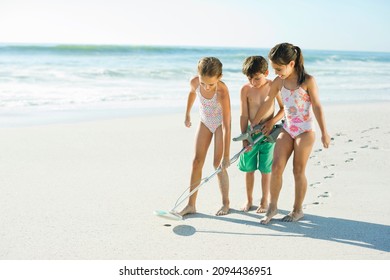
233,123,282,144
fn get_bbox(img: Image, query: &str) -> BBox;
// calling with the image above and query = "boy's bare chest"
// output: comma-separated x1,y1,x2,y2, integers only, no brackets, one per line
247,88,269,105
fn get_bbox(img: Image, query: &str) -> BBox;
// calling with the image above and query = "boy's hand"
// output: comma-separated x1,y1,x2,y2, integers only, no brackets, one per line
243,140,252,152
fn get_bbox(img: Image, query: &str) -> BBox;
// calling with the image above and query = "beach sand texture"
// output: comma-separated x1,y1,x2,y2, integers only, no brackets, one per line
0,103,389,259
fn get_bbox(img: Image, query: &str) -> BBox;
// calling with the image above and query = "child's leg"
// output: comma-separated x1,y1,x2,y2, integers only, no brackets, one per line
260,131,294,224
257,142,274,213
179,123,213,216
213,126,229,216
241,171,255,212
282,131,315,222
257,172,270,213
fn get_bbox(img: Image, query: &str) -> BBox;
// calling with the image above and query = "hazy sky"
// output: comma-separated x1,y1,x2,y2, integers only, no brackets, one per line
0,0,389,52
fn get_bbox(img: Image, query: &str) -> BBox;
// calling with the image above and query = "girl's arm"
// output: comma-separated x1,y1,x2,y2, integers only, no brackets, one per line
251,77,282,126
307,75,331,148
260,91,285,135
219,82,231,169
184,77,198,127
273,93,285,124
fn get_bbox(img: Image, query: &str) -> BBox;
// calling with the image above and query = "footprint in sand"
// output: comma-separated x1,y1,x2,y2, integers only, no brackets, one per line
303,201,321,209
347,139,353,143
323,164,336,169
318,191,331,198
324,173,335,179
335,132,346,137
314,148,322,153
370,146,380,150
344,151,357,155
345,158,354,163
361,127,380,133
309,182,321,187
360,145,369,149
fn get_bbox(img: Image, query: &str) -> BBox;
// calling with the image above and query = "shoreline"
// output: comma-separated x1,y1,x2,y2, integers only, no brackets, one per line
1,100,389,128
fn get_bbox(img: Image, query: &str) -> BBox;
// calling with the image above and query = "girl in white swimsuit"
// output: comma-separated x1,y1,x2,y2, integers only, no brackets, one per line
196,83,223,133
251,43,331,225
179,57,232,217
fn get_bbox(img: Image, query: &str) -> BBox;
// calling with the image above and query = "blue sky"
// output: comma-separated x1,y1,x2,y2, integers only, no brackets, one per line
0,0,389,52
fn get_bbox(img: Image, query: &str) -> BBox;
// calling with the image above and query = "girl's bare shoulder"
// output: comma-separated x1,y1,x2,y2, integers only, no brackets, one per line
272,76,283,90
304,74,316,84
190,75,199,85
303,74,317,91
218,80,229,94
190,76,200,90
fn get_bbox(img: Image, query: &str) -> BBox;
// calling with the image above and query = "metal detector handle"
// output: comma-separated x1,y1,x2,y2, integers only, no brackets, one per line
170,127,279,213
171,144,253,212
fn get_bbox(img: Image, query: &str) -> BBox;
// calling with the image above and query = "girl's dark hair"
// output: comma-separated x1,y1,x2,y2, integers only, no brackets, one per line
242,56,268,78
268,43,307,85
197,57,223,77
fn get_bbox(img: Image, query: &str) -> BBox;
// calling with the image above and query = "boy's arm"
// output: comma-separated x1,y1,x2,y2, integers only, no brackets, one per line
239,86,249,133
307,76,330,148
252,77,281,126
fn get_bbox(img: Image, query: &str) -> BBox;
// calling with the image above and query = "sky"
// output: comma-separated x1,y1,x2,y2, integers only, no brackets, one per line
0,0,389,52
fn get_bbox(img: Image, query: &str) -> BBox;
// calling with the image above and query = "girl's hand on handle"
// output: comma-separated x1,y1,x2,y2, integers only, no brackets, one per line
322,133,331,148
261,120,274,136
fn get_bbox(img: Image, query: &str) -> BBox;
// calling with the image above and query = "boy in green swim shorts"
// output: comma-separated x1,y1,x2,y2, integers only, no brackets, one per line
238,56,284,213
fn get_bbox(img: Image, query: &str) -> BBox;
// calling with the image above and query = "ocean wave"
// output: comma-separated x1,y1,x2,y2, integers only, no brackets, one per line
1,44,390,114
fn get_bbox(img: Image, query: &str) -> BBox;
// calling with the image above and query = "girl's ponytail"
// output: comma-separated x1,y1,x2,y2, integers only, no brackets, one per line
294,46,306,85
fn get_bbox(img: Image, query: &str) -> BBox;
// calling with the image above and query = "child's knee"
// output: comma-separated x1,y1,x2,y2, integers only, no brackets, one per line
293,165,306,177
192,158,205,170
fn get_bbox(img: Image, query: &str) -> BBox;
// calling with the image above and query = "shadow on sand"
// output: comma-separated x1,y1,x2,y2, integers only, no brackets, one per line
172,209,390,253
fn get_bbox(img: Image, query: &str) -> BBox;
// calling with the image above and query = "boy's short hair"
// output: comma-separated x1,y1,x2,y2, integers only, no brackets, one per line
242,56,268,78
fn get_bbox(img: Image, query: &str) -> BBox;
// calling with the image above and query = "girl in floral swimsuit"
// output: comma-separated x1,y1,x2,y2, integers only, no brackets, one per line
179,57,231,217
281,80,314,139
252,43,331,224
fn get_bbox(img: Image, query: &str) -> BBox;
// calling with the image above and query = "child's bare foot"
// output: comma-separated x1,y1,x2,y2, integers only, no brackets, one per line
256,204,268,213
216,205,229,216
240,202,252,212
282,210,304,222
260,207,277,224
178,205,196,217
257,198,268,213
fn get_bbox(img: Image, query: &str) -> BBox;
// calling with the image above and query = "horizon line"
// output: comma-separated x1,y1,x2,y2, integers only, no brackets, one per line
0,41,389,54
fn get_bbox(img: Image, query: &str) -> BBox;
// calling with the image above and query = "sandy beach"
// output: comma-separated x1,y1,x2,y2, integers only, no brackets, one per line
0,102,389,260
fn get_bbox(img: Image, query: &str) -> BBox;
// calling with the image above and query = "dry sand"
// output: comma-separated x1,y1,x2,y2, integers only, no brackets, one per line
0,102,389,260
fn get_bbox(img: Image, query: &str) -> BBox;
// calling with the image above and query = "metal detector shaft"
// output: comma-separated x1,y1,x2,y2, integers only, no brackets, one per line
170,132,268,213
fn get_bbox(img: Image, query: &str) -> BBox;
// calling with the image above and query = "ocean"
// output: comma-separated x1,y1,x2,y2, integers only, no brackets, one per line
1,44,389,126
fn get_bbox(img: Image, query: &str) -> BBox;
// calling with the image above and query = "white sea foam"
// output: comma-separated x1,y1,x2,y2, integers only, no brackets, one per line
0,44,389,125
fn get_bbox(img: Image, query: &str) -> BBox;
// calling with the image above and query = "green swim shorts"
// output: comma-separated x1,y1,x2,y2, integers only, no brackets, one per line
237,134,275,173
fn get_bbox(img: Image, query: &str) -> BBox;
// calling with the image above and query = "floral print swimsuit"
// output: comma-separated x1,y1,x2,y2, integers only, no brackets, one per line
281,84,314,139
196,84,222,133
